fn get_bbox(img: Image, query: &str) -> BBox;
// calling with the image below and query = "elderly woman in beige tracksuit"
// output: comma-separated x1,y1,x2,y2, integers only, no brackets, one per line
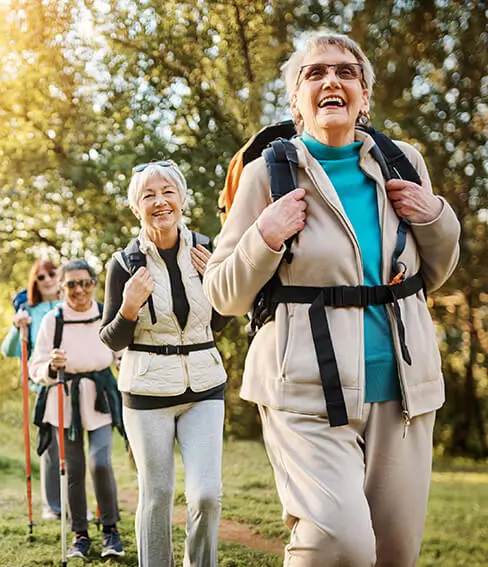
204,33,460,567
100,160,227,567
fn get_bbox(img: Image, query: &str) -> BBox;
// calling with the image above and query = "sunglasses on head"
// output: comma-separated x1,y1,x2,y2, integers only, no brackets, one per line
132,160,175,174
63,279,95,290
36,271,57,282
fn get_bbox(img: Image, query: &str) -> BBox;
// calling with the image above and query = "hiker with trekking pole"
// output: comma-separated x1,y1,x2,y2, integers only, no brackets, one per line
204,32,461,567
29,259,125,560
99,160,228,567
1,260,61,527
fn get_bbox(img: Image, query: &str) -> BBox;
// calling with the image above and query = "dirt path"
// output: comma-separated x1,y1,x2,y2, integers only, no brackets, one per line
119,490,284,555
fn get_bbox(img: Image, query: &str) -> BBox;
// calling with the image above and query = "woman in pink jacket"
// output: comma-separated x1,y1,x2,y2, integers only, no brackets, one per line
30,259,124,560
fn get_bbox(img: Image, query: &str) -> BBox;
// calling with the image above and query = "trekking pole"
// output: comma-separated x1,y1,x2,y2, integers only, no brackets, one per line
20,324,34,536
57,367,68,567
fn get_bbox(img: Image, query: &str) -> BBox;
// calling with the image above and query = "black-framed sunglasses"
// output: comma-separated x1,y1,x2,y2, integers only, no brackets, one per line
296,62,364,86
63,279,95,290
37,271,57,282
132,159,176,174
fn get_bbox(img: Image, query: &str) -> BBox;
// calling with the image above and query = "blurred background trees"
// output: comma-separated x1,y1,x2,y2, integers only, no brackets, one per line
0,0,486,455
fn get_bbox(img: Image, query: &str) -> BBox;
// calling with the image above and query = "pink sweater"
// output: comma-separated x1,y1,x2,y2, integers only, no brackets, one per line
30,301,115,431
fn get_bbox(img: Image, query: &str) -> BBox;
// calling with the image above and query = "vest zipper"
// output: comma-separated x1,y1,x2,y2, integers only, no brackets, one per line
180,331,190,388
174,236,191,389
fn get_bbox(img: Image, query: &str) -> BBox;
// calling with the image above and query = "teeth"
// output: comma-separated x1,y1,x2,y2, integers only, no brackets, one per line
319,96,345,108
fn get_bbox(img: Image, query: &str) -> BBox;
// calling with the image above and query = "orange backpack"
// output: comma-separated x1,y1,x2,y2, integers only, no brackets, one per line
218,120,297,224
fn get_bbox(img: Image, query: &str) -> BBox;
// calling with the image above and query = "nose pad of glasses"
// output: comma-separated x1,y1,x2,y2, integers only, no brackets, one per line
321,69,340,86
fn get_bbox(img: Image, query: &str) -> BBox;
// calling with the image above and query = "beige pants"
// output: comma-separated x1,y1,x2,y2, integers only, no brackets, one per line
259,401,435,567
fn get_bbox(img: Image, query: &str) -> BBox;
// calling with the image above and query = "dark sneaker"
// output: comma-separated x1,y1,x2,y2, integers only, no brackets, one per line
101,528,125,558
67,535,91,559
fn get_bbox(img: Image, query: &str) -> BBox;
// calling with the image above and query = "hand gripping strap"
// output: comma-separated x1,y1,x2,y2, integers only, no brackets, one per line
263,139,299,264
119,239,157,325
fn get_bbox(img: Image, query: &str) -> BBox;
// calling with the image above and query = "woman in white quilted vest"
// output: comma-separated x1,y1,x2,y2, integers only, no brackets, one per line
100,159,227,567
204,33,460,567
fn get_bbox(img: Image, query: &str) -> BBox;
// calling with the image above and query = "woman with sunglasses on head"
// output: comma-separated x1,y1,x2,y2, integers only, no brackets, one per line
29,259,125,560
99,160,227,567
1,259,62,521
204,32,460,566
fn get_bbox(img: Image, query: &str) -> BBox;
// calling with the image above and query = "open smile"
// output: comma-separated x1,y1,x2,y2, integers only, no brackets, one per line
318,95,346,109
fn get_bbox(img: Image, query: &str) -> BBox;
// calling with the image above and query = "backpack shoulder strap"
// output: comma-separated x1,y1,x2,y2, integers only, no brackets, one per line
359,126,421,279
114,238,145,273
53,306,64,350
263,139,299,263
115,238,156,324
358,126,421,184
124,238,146,275
263,139,299,201
191,231,212,252
113,251,129,273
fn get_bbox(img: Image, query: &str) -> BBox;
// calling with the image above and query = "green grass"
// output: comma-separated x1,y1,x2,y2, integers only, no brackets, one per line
0,368,487,566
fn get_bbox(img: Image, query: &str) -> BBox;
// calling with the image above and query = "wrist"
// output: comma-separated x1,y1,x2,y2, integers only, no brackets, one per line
120,303,139,322
256,220,283,252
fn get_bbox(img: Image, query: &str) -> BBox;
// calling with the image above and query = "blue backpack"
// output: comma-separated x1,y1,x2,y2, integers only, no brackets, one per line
12,288,28,312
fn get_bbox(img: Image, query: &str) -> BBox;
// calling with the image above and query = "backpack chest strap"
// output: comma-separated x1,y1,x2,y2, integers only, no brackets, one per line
271,272,423,307
270,272,424,427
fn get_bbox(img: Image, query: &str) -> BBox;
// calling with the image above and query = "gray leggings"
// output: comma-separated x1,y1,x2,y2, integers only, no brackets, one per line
123,400,224,567
55,424,120,532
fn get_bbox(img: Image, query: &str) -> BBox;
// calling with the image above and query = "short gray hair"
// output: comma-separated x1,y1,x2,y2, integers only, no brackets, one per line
128,161,187,209
281,32,375,101
59,259,97,282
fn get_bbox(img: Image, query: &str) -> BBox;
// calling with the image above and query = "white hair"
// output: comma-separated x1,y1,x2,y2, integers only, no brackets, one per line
128,161,187,209
281,32,376,101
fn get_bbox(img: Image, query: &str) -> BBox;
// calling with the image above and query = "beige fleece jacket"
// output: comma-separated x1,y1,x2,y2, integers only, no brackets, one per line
204,131,460,420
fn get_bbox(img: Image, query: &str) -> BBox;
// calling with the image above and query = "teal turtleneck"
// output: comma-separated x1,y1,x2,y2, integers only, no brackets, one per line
301,131,401,403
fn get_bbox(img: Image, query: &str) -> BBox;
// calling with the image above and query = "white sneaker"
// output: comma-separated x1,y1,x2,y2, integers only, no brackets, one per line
42,508,60,520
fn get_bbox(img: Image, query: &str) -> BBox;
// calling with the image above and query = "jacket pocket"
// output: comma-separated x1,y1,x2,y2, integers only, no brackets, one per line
188,348,227,392
276,304,294,380
398,294,442,388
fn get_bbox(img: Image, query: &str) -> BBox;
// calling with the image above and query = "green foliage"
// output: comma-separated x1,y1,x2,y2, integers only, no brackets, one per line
0,0,486,452
352,1,488,457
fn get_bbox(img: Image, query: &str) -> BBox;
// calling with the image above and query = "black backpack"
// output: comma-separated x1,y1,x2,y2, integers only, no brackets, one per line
115,231,212,325
53,302,104,350
227,121,424,428
247,120,421,332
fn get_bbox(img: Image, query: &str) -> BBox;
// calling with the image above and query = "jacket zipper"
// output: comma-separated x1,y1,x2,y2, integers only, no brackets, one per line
359,161,412,435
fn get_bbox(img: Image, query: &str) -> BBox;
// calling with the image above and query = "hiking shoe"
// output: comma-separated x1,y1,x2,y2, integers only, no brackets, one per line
101,528,125,557
67,535,91,559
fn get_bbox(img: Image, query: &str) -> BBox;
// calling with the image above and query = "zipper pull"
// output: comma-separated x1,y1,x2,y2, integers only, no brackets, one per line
402,410,411,439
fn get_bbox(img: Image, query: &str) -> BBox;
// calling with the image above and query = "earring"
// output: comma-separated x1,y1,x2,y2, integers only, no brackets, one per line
357,110,370,126
292,108,303,125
